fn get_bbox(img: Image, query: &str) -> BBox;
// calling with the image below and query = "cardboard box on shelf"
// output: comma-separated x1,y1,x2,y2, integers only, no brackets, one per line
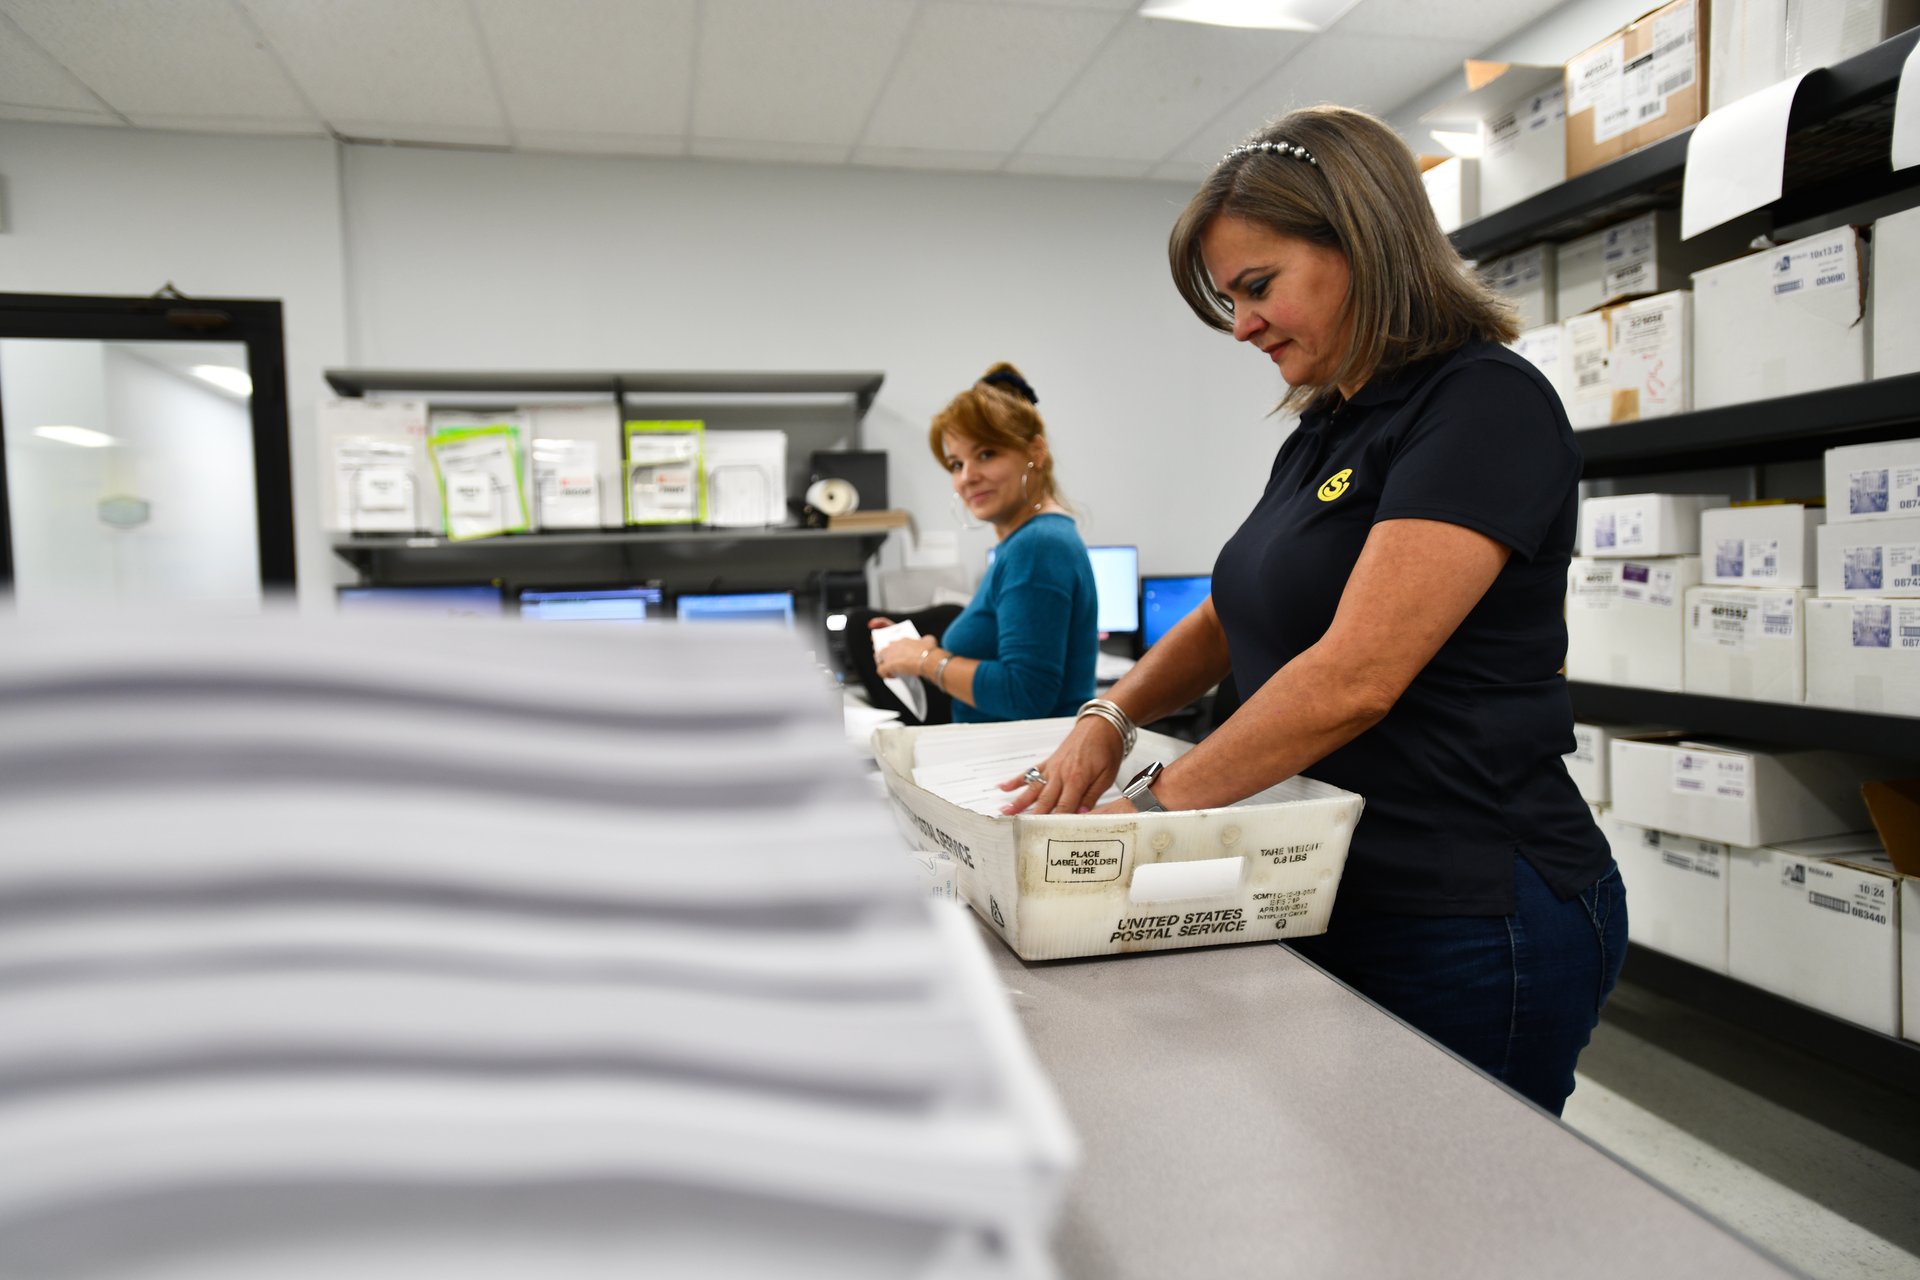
1605,817,1751,974
1565,0,1709,178
1863,778,1920,877
1479,84,1568,215
1785,0,1920,75
1553,210,1754,319
1873,206,1920,380
1692,226,1868,409
1421,156,1479,234
1563,310,1616,429
1567,721,1672,804
1728,833,1900,1036
1709,0,1789,112
1815,517,1920,597
1581,492,1729,557
1701,502,1824,585
1566,556,1701,690
1509,323,1568,406
1824,439,1920,523
1683,586,1809,702
1480,244,1558,330
1803,596,1920,716
1609,735,1894,848
1608,290,1691,420
873,721,1364,961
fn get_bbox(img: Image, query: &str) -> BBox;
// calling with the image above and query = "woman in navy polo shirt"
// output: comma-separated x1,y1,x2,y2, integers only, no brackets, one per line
871,364,1099,723
1005,107,1625,1116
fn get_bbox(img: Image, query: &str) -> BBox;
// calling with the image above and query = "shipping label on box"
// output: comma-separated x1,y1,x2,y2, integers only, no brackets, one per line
1816,517,1920,597
1693,227,1868,409
1804,597,1920,715
1563,309,1615,428
1729,841,1901,1035
1702,503,1823,585
1565,0,1706,177
1609,291,1691,420
1824,439,1920,523
1684,587,1807,702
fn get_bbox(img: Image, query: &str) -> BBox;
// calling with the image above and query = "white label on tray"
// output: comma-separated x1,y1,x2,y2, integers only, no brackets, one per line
1852,603,1892,649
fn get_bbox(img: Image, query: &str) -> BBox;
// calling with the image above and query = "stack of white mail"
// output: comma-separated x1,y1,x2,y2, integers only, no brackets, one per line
0,614,1073,1280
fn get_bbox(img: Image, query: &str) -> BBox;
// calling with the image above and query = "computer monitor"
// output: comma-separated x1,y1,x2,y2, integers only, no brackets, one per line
1141,574,1211,649
336,585,503,618
675,591,797,627
519,585,664,623
1087,545,1140,635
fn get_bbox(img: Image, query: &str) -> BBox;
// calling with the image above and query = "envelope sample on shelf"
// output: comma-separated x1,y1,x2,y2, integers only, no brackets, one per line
873,720,1363,961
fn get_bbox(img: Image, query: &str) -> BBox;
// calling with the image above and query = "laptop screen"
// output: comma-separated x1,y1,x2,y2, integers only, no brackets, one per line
519,586,664,623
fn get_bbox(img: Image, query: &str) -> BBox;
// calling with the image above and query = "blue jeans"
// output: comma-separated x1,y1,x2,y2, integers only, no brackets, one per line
1286,856,1628,1115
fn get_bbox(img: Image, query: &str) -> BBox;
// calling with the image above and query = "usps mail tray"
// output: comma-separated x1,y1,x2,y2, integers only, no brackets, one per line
873,720,1364,961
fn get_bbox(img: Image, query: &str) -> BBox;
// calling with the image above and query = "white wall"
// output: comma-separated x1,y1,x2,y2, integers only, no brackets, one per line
0,122,350,609
340,145,1290,579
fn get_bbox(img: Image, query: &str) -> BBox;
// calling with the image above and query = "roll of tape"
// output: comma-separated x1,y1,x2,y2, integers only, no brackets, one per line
805,477,859,516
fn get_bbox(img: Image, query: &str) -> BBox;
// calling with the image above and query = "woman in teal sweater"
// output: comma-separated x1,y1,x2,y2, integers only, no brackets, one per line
873,363,1098,723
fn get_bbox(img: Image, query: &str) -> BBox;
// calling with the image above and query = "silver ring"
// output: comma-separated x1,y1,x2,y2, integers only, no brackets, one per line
1022,766,1048,787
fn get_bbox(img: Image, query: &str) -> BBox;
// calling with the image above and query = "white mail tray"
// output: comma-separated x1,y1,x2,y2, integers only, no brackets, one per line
873,720,1364,961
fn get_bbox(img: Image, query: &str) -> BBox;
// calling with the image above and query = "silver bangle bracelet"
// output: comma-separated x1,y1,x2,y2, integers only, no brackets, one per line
932,653,955,690
1076,698,1138,757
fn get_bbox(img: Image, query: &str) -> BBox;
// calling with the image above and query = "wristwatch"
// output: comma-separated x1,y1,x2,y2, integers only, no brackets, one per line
1122,761,1168,813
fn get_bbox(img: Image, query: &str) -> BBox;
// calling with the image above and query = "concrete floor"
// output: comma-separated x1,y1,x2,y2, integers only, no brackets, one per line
1564,981,1920,1280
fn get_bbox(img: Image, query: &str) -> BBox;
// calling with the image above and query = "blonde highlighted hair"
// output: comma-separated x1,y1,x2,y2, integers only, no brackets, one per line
1169,105,1518,411
928,362,1064,508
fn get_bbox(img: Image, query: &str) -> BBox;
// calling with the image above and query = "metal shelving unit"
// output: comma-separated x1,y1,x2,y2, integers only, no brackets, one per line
1567,683,1920,756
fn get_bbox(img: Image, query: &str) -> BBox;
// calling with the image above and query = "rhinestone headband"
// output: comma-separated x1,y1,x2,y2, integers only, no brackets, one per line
1221,139,1317,166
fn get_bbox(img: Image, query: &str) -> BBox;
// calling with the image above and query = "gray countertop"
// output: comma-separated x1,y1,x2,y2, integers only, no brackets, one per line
988,932,1802,1280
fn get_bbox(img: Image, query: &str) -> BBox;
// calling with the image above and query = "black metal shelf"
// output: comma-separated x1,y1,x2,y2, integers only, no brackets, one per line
1567,683,1920,759
323,369,887,417
329,525,890,580
1574,372,1920,478
1450,26,1920,260
1621,945,1920,1100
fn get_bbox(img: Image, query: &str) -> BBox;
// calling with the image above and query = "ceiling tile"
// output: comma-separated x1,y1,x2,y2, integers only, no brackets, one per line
516,128,686,157
1147,157,1213,183
1002,153,1155,179
1331,0,1566,44
1019,16,1308,161
690,136,856,165
240,0,510,142
1168,31,1483,163
472,0,695,139
0,11,111,113
851,144,1008,172
0,103,121,125
1,0,316,128
694,0,916,146
861,2,1121,152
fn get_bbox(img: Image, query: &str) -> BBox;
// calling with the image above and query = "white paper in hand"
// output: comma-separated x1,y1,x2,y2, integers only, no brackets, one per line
869,620,928,722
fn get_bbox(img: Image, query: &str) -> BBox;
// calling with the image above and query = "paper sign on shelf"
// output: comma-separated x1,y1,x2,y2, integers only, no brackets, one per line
1680,72,1808,239
1896,38,1920,171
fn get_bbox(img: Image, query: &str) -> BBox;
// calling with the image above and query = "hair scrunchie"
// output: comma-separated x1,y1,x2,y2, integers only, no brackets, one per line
980,370,1039,406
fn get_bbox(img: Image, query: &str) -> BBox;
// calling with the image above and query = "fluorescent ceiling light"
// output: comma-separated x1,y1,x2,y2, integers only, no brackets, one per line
1429,129,1483,158
34,425,117,448
191,364,253,397
1138,0,1355,31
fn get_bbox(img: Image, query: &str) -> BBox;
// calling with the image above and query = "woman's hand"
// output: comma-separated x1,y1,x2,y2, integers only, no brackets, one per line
999,716,1127,815
876,635,935,679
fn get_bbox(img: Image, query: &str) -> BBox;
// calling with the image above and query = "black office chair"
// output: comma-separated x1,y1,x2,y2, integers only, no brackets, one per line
844,604,965,725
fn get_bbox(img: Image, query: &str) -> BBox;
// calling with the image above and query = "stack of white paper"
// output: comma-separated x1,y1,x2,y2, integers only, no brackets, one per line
0,613,1073,1280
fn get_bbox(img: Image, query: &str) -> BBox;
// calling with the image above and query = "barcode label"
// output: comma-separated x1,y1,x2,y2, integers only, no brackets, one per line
1809,891,1850,913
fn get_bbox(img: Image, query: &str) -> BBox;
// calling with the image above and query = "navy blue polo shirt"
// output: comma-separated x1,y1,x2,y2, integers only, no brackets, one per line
1212,338,1609,916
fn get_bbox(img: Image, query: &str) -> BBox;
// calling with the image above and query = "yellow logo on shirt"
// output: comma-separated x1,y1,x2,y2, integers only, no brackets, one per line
1317,468,1352,502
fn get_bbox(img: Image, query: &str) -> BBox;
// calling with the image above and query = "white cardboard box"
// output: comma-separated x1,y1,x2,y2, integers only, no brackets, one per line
1566,557,1700,690
1509,323,1567,406
1422,157,1478,234
1785,0,1920,75
1555,211,1698,318
1606,818,1745,975
1563,310,1614,429
1683,586,1808,703
1692,226,1868,409
1728,834,1900,1035
874,721,1364,961
1581,492,1729,557
1701,503,1824,585
1608,291,1691,420
1873,206,1920,380
1481,244,1557,330
1815,516,1920,596
1609,736,1886,848
1903,876,1918,1044
1824,439,1920,523
1803,595,1920,715
1710,0,1789,112
1479,86,1567,216
1566,721,1670,805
